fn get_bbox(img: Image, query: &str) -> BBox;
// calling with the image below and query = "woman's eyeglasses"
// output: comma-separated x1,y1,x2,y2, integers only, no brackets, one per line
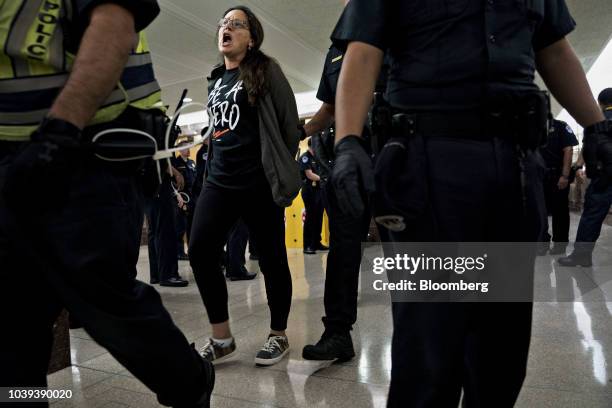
218,18,249,30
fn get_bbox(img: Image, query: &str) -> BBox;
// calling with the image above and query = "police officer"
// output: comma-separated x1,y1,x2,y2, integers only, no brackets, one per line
559,87,612,267
172,141,197,259
330,1,607,406
539,119,579,255
299,138,326,254
301,0,387,362
0,2,213,406
144,164,190,287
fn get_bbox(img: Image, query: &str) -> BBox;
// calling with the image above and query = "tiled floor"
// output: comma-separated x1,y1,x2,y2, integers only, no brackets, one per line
48,213,612,407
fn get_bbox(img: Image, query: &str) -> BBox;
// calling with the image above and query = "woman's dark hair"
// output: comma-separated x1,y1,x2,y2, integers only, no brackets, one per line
220,6,272,104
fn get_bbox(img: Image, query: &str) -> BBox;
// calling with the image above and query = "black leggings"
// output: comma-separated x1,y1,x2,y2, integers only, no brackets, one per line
189,181,292,331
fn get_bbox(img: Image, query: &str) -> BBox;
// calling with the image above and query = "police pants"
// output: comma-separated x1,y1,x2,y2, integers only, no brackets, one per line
144,176,179,282
301,183,323,249
0,144,208,407
189,181,292,331
176,204,188,256
383,136,535,408
542,171,571,244
322,181,371,334
573,177,612,255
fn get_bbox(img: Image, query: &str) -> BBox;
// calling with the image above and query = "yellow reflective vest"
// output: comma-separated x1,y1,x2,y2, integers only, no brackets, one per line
0,0,163,141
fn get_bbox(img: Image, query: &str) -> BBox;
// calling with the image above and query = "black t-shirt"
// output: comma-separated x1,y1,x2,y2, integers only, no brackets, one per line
206,67,264,189
541,120,578,168
299,151,318,185
331,0,575,112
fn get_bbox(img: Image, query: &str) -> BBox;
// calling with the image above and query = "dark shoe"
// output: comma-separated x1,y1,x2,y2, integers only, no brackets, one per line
304,247,316,255
549,244,568,256
255,335,290,366
178,253,190,261
199,338,237,365
316,243,329,251
302,331,355,362
160,276,189,287
558,253,593,267
150,278,160,285
228,271,257,281
187,343,215,408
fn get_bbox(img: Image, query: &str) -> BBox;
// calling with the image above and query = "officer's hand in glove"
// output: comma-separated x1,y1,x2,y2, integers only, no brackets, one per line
3,117,83,212
331,135,375,218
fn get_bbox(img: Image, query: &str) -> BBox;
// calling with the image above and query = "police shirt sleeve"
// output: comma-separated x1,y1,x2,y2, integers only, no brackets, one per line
330,0,391,51
299,154,311,172
560,122,579,148
73,0,160,33
316,47,340,104
316,54,334,105
532,0,576,51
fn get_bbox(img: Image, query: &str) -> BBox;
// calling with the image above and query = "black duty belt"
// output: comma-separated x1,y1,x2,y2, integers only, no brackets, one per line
392,111,517,140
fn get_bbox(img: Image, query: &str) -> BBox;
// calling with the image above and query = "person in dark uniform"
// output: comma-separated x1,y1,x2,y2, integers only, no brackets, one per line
330,1,607,406
301,0,388,362
0,1,214,406
559,87,612,267
225,218,257,280
144,164,189,287
300,138,326,254
539,119,579,255
172,141,197,259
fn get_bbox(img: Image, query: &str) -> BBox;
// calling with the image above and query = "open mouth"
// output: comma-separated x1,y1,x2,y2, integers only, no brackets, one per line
222,32,233,47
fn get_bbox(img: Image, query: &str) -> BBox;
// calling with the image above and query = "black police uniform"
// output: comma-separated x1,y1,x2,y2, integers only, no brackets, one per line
310,45,385,337
299,150,324,251
332,0,575,406
144,175,182,283
540,119,578,248
0,1,212,406
172,154,197,253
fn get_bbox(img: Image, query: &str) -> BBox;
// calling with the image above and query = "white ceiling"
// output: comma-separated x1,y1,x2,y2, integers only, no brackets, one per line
146,0,612,116
146,0,344,113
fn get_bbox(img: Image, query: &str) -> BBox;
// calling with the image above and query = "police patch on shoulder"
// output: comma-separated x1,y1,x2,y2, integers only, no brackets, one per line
566,124,573,134
302,156,309,163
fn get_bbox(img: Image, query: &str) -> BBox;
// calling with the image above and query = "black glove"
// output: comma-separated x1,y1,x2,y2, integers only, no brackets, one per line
3,117,83,212
583,120,612,181
331,135,375,218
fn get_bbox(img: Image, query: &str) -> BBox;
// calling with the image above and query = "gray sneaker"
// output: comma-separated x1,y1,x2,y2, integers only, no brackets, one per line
199,338,237,365
255,335,290,366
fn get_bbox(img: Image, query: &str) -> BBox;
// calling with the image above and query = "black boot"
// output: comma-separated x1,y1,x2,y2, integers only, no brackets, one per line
549,243,568,256
558,252,592,267
160,276,189,287
302,331,355,362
